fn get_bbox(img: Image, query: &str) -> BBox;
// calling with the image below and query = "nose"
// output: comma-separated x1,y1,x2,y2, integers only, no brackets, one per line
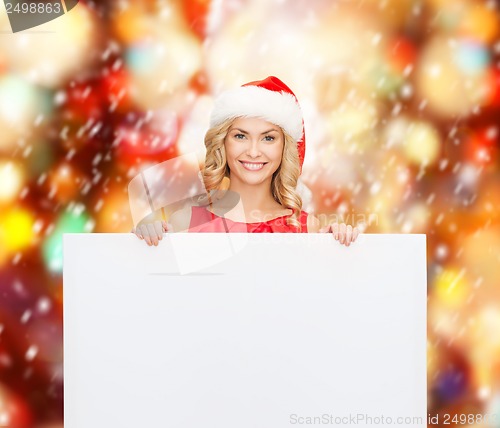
246,139,262,158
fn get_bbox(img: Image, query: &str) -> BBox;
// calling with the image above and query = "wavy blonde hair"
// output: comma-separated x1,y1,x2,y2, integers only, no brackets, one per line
202,117,303,230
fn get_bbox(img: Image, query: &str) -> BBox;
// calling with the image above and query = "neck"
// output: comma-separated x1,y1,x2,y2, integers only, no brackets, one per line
228,175,280,219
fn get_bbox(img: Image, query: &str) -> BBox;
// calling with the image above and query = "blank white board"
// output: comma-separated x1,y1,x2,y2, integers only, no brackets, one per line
63,233,427,428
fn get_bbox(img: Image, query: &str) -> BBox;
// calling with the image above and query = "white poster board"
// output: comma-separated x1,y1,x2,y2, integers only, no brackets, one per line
63,233,427,428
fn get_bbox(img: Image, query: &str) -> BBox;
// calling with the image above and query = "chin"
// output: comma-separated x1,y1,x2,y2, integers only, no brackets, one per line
240,175,269,186
235,172,272,186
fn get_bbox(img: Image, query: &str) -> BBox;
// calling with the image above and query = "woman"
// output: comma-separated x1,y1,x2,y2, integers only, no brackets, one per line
133,76,359,245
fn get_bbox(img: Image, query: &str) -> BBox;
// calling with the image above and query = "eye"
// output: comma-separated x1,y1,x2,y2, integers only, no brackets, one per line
234,133,246,139
264,135,275,142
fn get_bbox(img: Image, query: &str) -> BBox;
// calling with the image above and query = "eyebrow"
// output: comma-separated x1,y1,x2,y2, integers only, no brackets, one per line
232,128,279,135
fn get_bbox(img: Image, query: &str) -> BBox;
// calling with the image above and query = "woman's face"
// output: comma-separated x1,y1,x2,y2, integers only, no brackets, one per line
224,117,284,187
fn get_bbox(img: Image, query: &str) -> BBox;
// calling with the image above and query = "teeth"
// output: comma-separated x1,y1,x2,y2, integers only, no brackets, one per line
242,162,264,170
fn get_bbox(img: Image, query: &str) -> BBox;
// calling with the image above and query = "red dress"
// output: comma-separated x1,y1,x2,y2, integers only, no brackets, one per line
188,206,309,233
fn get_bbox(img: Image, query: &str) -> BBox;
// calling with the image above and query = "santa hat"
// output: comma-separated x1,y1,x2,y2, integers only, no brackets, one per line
209,76,306,170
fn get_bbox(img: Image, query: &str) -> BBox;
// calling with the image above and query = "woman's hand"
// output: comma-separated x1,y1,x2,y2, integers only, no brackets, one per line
319,222,360,246
132,220,169,246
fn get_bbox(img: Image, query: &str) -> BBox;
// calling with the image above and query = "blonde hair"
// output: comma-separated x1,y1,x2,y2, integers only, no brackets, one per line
202,117,303,230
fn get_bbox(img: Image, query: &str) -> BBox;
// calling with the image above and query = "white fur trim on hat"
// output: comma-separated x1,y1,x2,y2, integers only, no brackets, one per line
209,85,303,142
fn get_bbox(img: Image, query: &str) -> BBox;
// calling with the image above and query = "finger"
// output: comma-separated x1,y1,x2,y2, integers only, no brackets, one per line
146,223,158,246
147,224,159,246
161,221,169,232
352,227,360,242
339,223,346,244
139,225,150,246
319,225,330,233
131,228,143,239
331,223,339,240
139,225,152,246
345,224,353,246
153,221,163,240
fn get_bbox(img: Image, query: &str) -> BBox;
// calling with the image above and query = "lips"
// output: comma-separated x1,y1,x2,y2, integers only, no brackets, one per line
239,161,267,171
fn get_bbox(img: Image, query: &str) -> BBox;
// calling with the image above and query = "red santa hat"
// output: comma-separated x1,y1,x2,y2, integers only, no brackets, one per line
209,76,306,170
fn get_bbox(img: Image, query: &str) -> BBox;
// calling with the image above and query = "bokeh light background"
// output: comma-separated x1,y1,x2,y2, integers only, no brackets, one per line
0,0,499,426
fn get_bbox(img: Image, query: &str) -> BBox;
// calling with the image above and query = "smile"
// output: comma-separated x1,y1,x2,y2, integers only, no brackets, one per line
239,161,267,171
